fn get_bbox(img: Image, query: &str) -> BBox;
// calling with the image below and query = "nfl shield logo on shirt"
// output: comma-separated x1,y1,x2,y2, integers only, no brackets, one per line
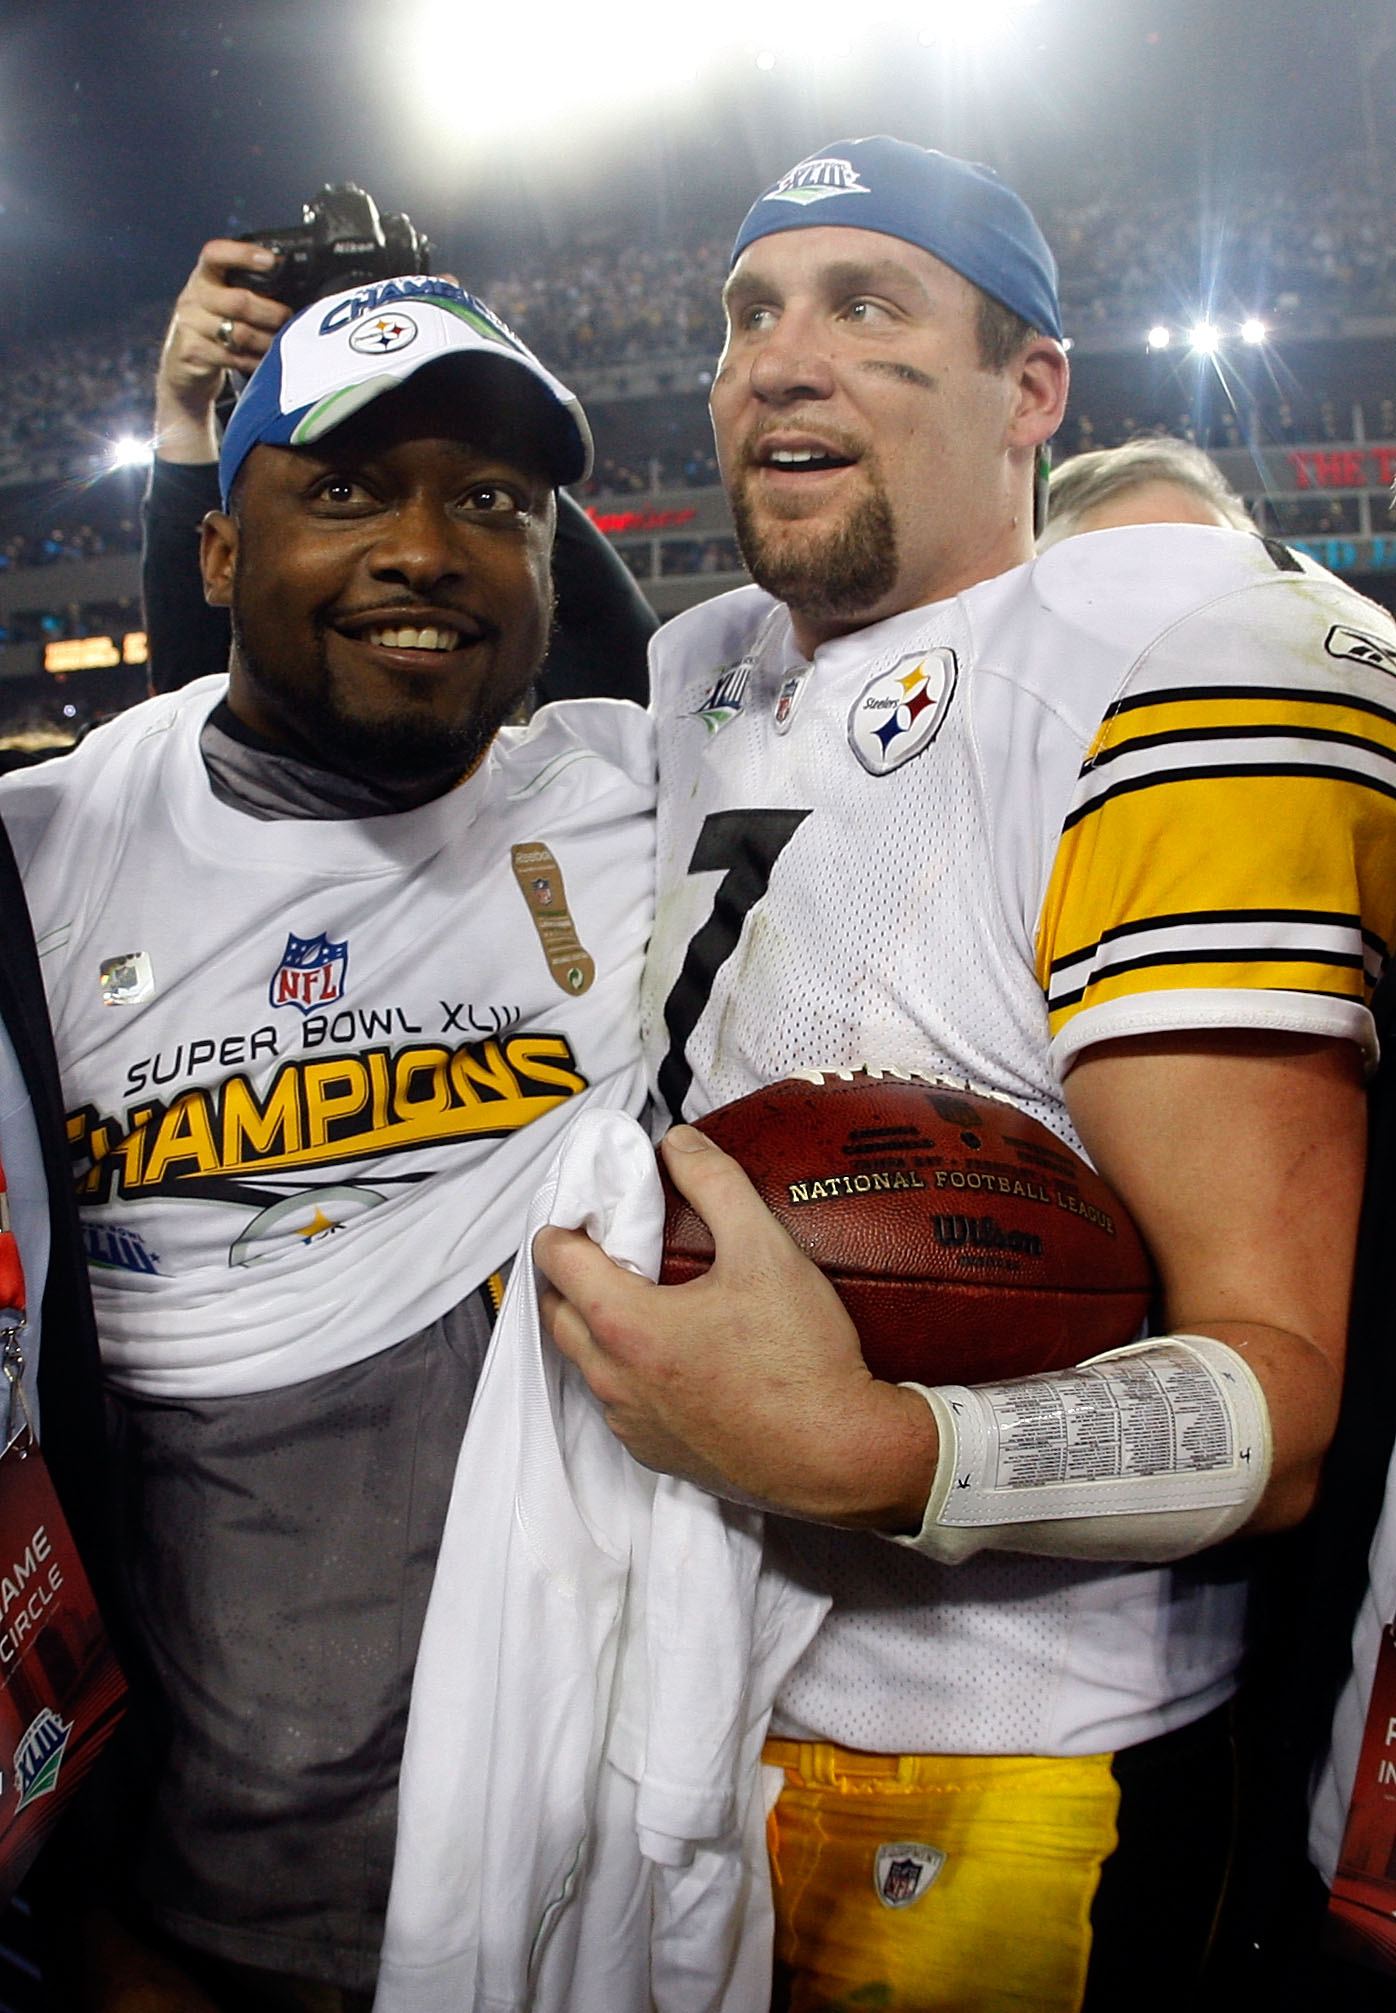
874,1840,947,1909
848,649,957,776
269,931,350,1013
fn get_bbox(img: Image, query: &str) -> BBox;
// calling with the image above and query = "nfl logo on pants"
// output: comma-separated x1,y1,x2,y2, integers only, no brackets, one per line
875,1840,947,1909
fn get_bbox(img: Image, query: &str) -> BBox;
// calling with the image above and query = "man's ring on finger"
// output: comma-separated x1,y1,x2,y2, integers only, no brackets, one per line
216,316,238,351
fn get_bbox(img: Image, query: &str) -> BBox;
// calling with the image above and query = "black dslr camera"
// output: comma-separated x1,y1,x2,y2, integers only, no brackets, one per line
232,184,433,315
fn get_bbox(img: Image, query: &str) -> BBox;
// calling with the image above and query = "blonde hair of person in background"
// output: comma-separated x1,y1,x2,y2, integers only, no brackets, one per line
1041,433,1256,547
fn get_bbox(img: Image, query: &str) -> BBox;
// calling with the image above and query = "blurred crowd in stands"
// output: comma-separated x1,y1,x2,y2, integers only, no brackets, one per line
485,235,731,373
577,391,1396,502
0,144,1393,749
490,153,1396,366
0,596,140,649
584,449,723,495
1052,153,1396,331
2,153,1395,501
0,306,163,485
0,518,139,570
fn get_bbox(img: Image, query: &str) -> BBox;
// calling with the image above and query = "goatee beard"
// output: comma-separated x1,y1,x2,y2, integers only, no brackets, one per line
729,475,899,622
229,621,529,809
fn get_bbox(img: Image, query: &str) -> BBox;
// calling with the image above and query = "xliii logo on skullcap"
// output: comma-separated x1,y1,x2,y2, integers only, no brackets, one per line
767,157,873,206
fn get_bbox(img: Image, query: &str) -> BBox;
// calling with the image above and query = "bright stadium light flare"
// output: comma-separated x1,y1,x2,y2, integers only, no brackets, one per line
916,0,1039,47
1146,325,1171,351
409,0,1044,135
410,1,700,134
1189,321,1221,355
1241,317,1268,345
110,436,154,469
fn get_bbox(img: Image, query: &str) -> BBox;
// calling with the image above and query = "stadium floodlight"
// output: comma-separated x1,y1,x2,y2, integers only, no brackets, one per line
1188,321,1221,355
409,0,1044,135
411,0,703,135
110,436,154,469
1240,317,1268,345
917,0,1038,44
1145,325,1171,351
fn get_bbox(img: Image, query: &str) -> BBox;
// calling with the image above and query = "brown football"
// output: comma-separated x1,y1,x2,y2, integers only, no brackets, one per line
659,1070,1153,1386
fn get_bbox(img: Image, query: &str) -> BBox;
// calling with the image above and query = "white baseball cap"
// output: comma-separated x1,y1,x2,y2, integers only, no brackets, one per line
219,277,592,504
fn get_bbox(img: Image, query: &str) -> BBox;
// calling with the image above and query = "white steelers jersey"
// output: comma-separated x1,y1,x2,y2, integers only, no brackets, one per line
643,522,1396,1758
0,678,655,1400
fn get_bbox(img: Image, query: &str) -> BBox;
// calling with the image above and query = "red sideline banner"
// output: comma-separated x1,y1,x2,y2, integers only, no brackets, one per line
1328,1621,1396,1972
0,1434,125,1901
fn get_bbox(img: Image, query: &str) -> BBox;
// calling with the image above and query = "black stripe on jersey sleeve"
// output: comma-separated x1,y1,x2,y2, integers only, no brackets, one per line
1062,761,1396,833
1098,683,1396,727
1047,907,1381,978
1083,720,1396,775
1049,943,1368,1012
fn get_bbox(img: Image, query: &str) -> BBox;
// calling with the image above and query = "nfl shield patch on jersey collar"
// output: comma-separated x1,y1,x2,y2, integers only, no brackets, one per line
848,649,958,776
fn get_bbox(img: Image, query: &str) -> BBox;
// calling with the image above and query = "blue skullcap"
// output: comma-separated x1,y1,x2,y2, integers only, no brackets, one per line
219,276,592,507
731,136,1063,343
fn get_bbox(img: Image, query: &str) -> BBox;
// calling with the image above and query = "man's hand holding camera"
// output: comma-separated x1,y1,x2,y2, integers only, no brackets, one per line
154,240,289,464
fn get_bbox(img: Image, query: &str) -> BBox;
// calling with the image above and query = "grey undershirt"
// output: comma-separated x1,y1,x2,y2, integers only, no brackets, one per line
199,702,419,821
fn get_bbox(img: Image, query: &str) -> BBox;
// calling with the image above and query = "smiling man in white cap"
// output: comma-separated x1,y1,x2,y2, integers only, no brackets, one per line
536,138,1396,2010
0,278,653,2010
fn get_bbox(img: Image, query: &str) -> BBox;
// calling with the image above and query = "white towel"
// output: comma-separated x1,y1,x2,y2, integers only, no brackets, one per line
374,1108,828,2013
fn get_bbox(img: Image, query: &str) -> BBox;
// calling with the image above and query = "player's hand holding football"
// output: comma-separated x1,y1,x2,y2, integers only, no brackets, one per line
534,1126,941,1530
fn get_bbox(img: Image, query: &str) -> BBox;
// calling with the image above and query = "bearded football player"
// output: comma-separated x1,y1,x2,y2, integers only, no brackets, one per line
537,137,1396,2011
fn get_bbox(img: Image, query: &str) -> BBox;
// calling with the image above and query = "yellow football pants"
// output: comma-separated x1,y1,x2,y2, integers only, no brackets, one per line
765,1737,1122,2013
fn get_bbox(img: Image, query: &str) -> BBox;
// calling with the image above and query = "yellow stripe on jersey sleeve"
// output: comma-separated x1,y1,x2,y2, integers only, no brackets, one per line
1056,958,1368,1017
1037,770,1396,1042
1082,688,1396,767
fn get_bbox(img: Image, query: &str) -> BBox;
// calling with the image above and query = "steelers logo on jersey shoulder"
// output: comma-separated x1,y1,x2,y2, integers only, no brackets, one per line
847,648,958,776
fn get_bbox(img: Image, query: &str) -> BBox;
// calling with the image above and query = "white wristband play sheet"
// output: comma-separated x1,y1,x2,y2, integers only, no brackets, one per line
894,1334,1272,1565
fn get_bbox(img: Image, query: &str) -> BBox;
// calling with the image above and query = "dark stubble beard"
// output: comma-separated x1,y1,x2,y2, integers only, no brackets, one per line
728,468,899,622
229,602,544,808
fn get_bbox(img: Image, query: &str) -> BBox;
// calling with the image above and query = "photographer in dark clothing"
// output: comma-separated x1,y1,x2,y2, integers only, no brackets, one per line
143,238,656,704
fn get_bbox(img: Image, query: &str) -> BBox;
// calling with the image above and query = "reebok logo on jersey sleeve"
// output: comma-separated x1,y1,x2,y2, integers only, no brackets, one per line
1325,623,1396,677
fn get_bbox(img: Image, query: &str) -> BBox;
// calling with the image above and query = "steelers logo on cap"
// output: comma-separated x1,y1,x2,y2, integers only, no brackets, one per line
348,313,419,355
